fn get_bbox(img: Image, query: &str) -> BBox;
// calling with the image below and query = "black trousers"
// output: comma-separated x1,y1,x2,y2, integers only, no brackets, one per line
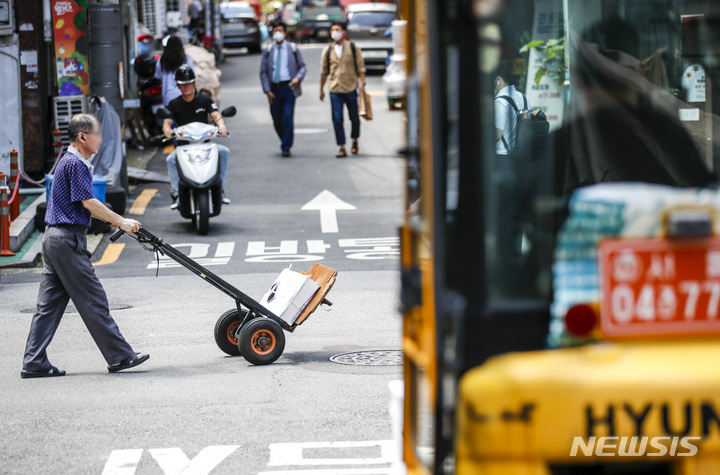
22,226,134,371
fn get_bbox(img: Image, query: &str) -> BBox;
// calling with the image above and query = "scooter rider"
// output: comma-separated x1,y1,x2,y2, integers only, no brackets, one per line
164,65,230,209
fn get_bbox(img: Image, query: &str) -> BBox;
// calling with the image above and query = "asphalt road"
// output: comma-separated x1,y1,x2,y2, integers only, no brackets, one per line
0,45,405,474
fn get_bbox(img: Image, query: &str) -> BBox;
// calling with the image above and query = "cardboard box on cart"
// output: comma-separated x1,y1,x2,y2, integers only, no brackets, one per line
259,264,338,326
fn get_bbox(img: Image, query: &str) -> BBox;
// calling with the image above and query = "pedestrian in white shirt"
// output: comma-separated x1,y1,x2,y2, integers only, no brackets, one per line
494,65,531,156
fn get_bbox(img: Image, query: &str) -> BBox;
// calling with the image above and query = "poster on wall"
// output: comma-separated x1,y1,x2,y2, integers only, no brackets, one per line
682,64,706,103
51,0,89,96
525,0,565,132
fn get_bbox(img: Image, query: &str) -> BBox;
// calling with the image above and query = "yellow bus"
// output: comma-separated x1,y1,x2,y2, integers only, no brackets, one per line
399,0,720,474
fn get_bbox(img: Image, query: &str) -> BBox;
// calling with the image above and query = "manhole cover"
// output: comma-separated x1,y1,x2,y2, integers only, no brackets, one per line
329,350,403,366
20,304,133,314
295,128,329,135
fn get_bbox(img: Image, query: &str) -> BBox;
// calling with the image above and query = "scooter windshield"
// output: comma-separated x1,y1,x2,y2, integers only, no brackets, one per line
176,122,218,141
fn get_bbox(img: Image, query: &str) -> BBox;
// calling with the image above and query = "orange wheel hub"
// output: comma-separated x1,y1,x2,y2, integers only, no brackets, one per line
251,330,276,355
227,322,240,345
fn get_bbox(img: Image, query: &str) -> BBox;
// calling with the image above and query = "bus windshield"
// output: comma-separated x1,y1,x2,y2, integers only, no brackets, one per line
477,0,718,306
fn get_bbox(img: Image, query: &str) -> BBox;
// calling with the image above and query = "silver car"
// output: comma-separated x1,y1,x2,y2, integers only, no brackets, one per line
220,1,262,54
345,3,397,70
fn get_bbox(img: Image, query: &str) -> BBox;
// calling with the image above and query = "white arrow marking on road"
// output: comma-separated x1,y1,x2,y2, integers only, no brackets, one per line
301,190,357,234
267,440,394,466
148,446,240,475
102,449,143,475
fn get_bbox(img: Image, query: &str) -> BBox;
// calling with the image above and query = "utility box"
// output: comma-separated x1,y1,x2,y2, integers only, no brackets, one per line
0,0,14,36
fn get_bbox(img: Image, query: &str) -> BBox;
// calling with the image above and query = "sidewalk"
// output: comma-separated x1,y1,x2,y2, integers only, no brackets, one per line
0,146,169,271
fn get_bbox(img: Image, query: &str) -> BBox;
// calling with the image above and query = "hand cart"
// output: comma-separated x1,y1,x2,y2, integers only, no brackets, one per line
108,227,337,365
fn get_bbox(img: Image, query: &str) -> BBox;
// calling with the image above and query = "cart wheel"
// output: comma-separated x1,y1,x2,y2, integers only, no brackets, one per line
213,309,247,356
239,318,285,366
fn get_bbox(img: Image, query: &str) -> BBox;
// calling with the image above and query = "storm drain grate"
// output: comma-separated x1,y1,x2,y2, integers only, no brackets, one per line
329,350,403,366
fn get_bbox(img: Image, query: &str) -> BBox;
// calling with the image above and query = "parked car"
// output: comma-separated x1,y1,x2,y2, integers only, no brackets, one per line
219,1,262,53
345,3,397,70
382,20,407,110
295,0,344,42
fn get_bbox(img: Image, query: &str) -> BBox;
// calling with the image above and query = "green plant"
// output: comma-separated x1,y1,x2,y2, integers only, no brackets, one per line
520,37,566,87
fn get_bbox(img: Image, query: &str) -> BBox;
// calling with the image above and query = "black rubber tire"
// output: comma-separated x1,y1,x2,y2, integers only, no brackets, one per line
248,44,262,55
105,186,127,215
35,201,48,232
195,191,210,235
213,309,247,356
239,318,285,365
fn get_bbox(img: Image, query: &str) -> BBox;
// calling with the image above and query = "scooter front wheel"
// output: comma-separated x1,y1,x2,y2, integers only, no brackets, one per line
195,191,210,235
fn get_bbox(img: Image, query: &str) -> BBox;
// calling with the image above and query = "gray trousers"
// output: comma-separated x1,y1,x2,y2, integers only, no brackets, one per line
22,226,134,371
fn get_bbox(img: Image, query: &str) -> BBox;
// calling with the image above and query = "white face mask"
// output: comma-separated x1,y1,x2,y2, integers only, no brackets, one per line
273,31,285,43
331,31,344,42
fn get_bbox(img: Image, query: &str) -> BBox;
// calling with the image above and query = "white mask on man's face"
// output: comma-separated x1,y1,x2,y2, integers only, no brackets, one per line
331,30,344,42
273,31,285,43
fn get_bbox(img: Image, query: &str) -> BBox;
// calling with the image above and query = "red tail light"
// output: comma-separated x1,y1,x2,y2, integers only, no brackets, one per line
138,34,154,43
144,86,162,97
202,35,216,47
565,304,597,337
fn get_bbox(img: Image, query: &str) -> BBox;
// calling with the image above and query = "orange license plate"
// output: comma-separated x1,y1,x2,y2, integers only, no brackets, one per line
599,238,720,338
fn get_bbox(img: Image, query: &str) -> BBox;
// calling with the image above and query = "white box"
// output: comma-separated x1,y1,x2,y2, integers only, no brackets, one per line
260,269,320,325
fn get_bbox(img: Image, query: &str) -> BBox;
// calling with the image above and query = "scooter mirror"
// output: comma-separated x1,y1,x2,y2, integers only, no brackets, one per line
221,106,237,118
156,107,172,120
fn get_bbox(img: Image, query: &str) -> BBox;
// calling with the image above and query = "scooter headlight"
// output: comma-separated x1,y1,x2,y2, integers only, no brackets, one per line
186,149,211,165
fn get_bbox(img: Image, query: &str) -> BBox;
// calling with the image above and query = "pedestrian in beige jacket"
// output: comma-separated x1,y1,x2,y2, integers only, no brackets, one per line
319,22,366,158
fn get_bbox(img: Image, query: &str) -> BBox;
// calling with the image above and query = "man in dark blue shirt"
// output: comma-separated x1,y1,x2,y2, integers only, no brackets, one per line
22,114,149,378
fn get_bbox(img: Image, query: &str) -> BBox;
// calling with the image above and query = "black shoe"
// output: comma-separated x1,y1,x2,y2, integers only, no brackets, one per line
170,194,179,210
282,149,291,158
108,353,150,373
21,366,66,379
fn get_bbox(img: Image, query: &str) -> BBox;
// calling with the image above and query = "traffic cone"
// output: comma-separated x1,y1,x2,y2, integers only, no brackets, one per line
9,149,19,220
53,129,63,159
0,173,15,256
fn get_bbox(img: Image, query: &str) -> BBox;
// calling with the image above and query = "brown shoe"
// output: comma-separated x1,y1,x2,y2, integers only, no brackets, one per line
351,140,359,155
336,147,347,158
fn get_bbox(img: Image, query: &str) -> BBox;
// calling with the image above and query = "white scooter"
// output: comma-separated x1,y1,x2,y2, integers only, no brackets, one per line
159,106,236,235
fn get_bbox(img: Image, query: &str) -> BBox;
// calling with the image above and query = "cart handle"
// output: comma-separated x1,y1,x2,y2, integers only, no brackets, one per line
110,228,126,242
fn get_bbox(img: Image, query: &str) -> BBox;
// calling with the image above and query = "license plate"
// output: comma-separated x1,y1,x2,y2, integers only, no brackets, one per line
599,238,720,338
316,29,329,37
362,50,388,59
